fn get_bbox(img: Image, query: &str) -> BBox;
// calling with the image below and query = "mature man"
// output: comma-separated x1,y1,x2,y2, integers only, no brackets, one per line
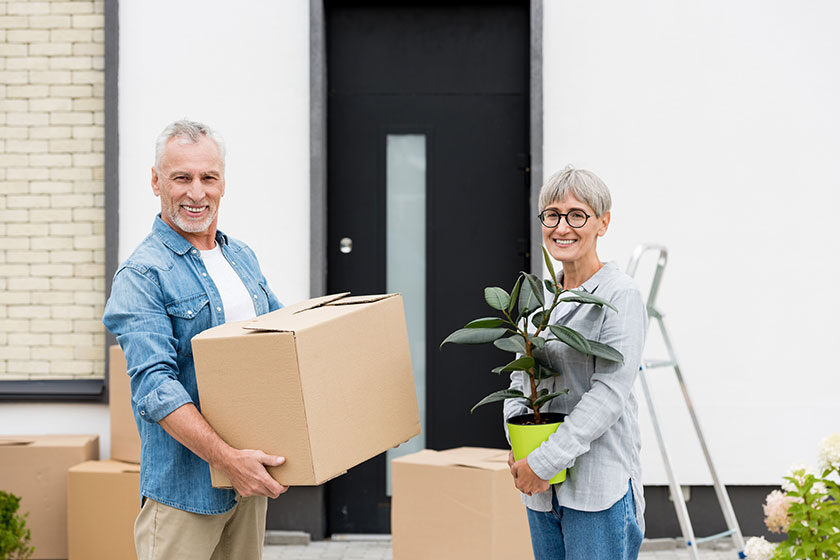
103,120,286,559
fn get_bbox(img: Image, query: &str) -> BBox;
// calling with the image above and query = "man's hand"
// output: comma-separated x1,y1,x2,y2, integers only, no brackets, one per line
218,449,289,499
510,456,550,496
158,403,289,498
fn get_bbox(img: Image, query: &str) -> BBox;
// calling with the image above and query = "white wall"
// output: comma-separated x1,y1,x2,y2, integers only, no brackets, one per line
543,0,840,484
2,2,310,450
118,0,311,304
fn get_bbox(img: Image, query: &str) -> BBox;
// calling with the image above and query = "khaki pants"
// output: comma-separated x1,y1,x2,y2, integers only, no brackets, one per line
134,496,267,560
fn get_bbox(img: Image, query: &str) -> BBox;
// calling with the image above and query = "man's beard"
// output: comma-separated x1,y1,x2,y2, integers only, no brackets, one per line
167,203,217,233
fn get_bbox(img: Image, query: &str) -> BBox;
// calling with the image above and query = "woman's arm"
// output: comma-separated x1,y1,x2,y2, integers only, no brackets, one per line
526,287,647,480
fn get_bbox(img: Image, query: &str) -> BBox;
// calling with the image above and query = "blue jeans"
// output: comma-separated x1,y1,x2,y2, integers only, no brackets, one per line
526,482,643,560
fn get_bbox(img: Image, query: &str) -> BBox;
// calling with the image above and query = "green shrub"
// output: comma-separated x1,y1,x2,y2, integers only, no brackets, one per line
0,490,33,560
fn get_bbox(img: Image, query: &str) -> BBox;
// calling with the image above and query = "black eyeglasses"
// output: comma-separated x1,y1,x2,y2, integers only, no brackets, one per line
538,209,591,228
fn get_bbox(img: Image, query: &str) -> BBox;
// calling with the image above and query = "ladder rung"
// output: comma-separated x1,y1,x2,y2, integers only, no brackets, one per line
642,359,676,369
688,529,736,546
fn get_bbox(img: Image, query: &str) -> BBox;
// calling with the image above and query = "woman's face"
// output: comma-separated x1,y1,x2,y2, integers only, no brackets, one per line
541,194,610,264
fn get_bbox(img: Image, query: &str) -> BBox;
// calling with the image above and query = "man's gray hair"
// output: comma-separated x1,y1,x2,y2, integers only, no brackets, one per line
154,119,226,169
538,166,612,217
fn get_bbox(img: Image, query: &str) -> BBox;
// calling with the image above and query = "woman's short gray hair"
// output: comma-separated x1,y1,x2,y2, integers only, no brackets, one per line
538,166,612,217
154,119,226,169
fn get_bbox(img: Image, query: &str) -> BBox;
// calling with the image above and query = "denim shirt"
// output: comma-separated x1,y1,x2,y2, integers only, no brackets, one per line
103,215,282,514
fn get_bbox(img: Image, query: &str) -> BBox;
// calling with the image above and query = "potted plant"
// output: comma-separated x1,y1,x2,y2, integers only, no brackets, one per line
0,490,34,560
441,247,624,484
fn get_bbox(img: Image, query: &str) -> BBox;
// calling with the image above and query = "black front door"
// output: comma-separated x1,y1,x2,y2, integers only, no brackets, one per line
326,0,530,533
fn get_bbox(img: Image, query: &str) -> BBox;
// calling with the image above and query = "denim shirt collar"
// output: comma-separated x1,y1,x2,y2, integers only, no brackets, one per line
151,214,229,256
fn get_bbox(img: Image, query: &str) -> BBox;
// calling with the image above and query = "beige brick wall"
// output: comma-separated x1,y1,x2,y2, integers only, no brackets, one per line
0,0,105,380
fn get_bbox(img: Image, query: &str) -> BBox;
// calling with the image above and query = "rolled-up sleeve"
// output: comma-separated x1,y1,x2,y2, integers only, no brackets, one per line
103,267,192,423
527,287,647,480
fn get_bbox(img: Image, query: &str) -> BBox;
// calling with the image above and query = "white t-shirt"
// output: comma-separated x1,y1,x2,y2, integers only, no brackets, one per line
200,244,256,323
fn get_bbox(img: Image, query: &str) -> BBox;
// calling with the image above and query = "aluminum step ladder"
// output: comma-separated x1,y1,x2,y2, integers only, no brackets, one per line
626,244,746,560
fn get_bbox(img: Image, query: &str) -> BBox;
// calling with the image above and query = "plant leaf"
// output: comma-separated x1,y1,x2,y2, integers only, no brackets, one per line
441,327,506,347
542,245,558,284
508,276,522,314
544,279,558,295
500,356,535,372
586,340,625,364
525,273,545,307
529,335,546,349
484,287,511,311
531,310,547,330
536,363,562,379
562,290,618,312
518,276,537,317
464,317,505,328
471,389,527,413
491,366,506,374
493,335,527,354
532,390,569,410
548,325,592,355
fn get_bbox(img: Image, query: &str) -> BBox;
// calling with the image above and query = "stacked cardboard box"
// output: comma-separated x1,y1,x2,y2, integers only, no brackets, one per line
0,435,99,559
192,293,421,487
67,460,140,560
392,447,534,560
108,345,141,464
64,346,144,560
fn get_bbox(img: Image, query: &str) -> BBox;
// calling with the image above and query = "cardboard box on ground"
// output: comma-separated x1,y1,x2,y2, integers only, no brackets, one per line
193,293,421,487
68,460,140,560
109,345,141,464
392,448,533,560
0,435,99,559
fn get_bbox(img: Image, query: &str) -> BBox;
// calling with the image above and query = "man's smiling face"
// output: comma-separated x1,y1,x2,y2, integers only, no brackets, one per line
152,134,225,240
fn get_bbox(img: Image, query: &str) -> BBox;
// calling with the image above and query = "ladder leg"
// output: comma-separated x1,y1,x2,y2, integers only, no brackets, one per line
638,367,701,560
658,318,746,558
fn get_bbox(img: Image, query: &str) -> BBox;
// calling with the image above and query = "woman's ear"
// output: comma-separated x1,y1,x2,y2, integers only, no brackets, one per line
597,211,611,237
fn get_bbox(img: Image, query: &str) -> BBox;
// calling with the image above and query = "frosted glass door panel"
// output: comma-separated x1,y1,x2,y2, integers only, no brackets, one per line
385,134,426,496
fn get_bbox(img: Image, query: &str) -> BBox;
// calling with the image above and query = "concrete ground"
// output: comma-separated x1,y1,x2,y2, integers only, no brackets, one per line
263,535,743,559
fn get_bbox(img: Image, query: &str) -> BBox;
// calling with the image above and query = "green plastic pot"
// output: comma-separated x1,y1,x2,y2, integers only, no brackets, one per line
507,412,567,485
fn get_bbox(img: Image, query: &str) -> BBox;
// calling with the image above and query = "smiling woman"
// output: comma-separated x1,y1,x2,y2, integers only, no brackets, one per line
504,166,648,560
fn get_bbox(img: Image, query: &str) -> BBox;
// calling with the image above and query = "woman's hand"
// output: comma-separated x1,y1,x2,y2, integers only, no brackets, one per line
510,456,550,496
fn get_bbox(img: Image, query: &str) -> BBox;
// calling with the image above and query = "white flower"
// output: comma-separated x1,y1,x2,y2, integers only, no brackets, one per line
781,464,818,492
811,480,828,496
744,536,777,560
817,433,840,472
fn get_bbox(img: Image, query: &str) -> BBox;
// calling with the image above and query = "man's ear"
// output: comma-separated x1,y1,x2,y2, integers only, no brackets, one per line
597,211,611,237
151,166,161,197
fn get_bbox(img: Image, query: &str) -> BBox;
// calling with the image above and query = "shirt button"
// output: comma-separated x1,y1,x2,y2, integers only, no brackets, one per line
253,294,258,299
202,273,207,277
187,310,192,315
216,306,222,312
231,261,236,265
140,410,145,416
192,249,197,254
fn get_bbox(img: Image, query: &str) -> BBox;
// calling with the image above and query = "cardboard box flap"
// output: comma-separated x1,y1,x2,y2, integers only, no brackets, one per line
242,293,398,333
0,438,35,446
70,460,141,474
241,293,351,332
393,448,510,471
326,294,395,306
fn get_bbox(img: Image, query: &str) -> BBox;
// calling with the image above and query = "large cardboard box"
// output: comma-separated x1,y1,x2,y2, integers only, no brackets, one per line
392,447,533,560
67,460,141,560
109,345,141,463
0,435,99,559
192,293,421,487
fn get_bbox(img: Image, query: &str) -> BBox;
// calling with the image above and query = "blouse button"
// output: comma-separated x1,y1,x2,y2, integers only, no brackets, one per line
187,310,192,315
202,273,207,277
216,306,222,312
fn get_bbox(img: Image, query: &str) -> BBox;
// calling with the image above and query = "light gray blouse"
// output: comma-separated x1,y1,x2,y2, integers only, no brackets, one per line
503,261,648,530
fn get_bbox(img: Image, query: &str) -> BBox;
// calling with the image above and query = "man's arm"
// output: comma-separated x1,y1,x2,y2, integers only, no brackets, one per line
159,403,287,498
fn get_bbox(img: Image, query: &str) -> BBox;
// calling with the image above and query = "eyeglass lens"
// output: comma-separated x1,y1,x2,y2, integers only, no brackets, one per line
540,210,588,228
